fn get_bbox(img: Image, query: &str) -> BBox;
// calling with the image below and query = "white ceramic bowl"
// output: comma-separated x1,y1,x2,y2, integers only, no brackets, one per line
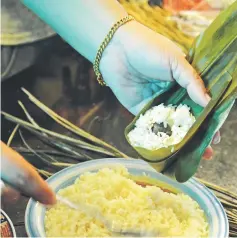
25,158,229,237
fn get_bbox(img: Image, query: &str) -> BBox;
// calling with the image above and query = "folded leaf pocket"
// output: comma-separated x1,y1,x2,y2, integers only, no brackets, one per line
125,1,237,182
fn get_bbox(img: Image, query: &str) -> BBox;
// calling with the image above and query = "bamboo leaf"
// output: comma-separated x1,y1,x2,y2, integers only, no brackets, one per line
125,2,237,181
1,111,118,157
19,129,58,167
196,177,237,200
21,88,129,158
7,124,19,146
13,147,89,160
175,70,237,182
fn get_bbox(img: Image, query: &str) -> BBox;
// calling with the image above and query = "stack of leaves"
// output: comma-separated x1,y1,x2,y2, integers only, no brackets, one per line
1,89,237,236
2,88,129,177
198,179,237,237
120,0,194,53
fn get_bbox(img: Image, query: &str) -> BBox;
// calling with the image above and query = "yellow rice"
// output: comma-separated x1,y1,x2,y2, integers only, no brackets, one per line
45,166,208,237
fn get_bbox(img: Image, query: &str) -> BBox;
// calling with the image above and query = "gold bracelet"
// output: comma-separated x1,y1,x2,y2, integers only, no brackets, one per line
93,15,134,86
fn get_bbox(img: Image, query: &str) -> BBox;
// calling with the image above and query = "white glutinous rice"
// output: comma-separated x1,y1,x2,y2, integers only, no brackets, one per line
128,104,196,150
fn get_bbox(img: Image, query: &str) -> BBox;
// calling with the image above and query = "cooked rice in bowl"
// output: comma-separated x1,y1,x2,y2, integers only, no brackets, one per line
127,104,195,150
45,166,208,237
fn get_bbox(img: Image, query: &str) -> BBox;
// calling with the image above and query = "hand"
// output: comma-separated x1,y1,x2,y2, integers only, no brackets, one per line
100,20,220,159
1,141,56,205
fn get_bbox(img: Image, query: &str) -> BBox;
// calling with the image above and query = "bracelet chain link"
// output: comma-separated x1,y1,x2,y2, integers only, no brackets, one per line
93,15,134,86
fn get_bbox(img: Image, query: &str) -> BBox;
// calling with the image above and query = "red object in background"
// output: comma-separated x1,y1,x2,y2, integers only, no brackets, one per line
163,0,212,12
0,210,16,238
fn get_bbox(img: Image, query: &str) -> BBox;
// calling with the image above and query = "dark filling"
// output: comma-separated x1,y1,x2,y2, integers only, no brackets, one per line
151,122,172,136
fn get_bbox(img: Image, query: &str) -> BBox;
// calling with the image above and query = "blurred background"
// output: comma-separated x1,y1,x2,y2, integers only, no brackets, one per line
1,0,237,235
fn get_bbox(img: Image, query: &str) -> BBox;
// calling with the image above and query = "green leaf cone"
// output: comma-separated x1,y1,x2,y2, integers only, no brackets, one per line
125,1,237,182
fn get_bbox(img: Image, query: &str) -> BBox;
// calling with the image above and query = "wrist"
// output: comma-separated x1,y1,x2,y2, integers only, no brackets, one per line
99,20,139,84
22,0,129,63
88,1,129,63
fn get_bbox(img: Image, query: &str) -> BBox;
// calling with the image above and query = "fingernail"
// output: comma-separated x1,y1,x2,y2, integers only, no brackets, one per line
205,93,211,103
213,135,221,145
200,93,211,107
204,156,213,160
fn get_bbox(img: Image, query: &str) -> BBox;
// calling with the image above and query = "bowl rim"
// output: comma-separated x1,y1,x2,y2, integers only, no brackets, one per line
1,209,17,238
25,158,229,238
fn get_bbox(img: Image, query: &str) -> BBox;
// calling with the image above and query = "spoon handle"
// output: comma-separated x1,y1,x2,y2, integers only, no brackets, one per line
56,195,155,237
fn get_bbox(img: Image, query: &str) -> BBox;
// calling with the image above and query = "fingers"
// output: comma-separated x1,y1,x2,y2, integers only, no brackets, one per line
212,131,221,145
170,56,223,161
171,55,211,107
201,131,220,161
203,146,214,160
1,141,56,205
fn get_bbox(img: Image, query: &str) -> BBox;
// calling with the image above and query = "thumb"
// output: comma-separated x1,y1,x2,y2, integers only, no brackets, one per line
170,55,211,107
